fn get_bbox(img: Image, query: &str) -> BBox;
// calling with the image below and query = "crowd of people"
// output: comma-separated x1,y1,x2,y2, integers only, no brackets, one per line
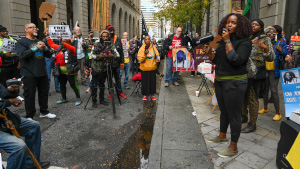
1,11,300,168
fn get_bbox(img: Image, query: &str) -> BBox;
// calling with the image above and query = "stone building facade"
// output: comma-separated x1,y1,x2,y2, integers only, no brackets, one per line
0,0,140,39
201,0,299,38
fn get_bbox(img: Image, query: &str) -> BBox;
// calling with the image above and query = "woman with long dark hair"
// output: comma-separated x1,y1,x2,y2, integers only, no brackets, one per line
204,13,252,157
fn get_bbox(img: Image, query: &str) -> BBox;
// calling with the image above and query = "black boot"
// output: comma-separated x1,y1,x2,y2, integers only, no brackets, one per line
241,122,256,133
241,115,248,123
92,102,97,108
100,100,109,106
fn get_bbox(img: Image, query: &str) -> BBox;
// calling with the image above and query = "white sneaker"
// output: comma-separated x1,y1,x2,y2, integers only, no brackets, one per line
191,75,194,77
26,117,33,121
39,113,56,118
17,96,24,101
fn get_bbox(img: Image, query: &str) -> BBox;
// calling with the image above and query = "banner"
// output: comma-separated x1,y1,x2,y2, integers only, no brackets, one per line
0,39,16,53
121,39,129,58
172,46,194,72
280,67,300,117
49,25,72,39
289,35,300,51
193,45,214,71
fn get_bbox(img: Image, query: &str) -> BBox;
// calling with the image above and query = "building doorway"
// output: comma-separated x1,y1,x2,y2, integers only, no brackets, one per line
30,0,44,39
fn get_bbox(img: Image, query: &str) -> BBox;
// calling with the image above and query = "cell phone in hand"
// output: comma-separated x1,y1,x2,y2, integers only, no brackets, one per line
145,46,149,50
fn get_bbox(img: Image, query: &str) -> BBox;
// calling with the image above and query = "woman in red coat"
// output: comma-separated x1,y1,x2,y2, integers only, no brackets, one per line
47,37,81,106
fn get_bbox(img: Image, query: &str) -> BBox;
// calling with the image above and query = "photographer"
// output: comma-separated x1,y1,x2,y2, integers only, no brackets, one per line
0,82,50,169
129,35,142,76
90,30,120,108
204,13,252,157
16,23,56,120
106,25,127,99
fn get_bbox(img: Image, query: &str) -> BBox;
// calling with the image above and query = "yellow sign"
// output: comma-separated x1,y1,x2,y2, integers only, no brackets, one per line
286,133,300,169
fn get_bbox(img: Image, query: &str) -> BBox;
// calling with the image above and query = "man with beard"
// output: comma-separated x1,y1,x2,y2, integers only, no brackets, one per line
0,25,20,87
72,26,88,86
16,23,56,120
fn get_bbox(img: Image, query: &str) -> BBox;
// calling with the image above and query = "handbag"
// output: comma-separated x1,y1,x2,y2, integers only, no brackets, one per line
265,61,275,70
52,53,63,77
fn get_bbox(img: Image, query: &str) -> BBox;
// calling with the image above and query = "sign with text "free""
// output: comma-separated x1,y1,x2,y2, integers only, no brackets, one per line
0,39,16,53
49,25,72,39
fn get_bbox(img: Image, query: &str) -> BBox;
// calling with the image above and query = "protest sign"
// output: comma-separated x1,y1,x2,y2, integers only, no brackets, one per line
172,46,195,72
49,25,72,39
289,35,300,51
193,45,214,72
121,39,129,58
280,67,300,117
0,39,16,53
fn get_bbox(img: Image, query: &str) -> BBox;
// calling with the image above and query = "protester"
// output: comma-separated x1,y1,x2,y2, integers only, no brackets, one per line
129,35,142,76
16,23,56,120
91,29,120,108
259,26,288,121
285,48,300,69
241,19,274,133
47,35,82,106
106,25,127,99
204,13,252,157
0,25,20,87
72,26,88,86
120,32,131,89
152,38,163,77
191,32,200,77
281,30,290,45
42,30,60,95
137,36,160,101
294,28,300,36
0,83,51,169
164,27,190,87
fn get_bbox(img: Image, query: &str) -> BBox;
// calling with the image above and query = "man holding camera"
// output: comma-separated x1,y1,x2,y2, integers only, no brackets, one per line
16,23,56,120
90,30,120,108
0,25,20,87
0,80,50,169
106,25,127,99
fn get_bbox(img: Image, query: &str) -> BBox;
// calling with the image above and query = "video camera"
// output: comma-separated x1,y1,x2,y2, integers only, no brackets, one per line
94,41,113,57
6,77,23,87
196,32,214,46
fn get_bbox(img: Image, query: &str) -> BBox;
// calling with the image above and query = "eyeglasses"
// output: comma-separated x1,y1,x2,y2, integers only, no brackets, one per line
1,30,8,33
267,33,277,36
27,26,39,30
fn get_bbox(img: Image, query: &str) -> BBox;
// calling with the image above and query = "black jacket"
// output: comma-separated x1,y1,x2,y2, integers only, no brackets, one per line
71,37,89,57
213,36,252,77
163,34,192,54
55,46,80,75
0,83,21,133
112,36,124,68
0,52,19,68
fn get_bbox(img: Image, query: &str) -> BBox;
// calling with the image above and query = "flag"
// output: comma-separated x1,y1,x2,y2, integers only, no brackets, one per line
141,12,148,43
242,0,252,18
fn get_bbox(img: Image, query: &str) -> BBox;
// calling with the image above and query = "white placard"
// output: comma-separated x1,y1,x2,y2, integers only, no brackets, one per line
121,39,129,58
0,39,16,53
49,25,72,39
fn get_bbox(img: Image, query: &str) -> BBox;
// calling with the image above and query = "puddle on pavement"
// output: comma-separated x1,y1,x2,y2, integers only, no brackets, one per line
111,101,157,169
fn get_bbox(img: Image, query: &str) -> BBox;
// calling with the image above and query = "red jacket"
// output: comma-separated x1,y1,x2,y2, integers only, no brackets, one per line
47,38,76,66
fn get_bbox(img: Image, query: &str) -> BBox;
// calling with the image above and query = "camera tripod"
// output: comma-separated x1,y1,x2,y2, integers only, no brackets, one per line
84,59,121,119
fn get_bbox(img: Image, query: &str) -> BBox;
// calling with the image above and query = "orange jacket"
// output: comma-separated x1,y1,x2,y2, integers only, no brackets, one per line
137,43,160,71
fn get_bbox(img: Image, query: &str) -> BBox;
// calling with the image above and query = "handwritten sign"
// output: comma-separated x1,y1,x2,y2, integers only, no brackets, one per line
0,39,16,53
49,25,72,39
121,39,129,57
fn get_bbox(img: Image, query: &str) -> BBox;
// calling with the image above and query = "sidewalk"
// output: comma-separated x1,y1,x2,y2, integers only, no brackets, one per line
182,71,283,169
148,68,214,168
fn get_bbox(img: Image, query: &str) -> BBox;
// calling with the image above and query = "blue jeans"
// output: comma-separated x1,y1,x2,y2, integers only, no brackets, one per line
165,57,179,83
120,62,131,87
0,117,41,169
89,80,100,88
45,58,60,92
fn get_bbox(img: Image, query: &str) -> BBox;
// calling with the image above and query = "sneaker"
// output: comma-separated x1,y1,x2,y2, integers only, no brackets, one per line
173,82,179,86
75,98,82,106
197,75,201,78
39,113,56,119
273,114,282,121
26,117,33,121
119,93,127,99
165,83,169,87
152,96,157,101
125,85,130,89
191,75,194,77
258,108,268,114
56,90,60,93
86,87,91,93
56,98,68,104
218,148,238,157
206,137,228,143
143,96,147,101
109,94,112,100
100,100,109,106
